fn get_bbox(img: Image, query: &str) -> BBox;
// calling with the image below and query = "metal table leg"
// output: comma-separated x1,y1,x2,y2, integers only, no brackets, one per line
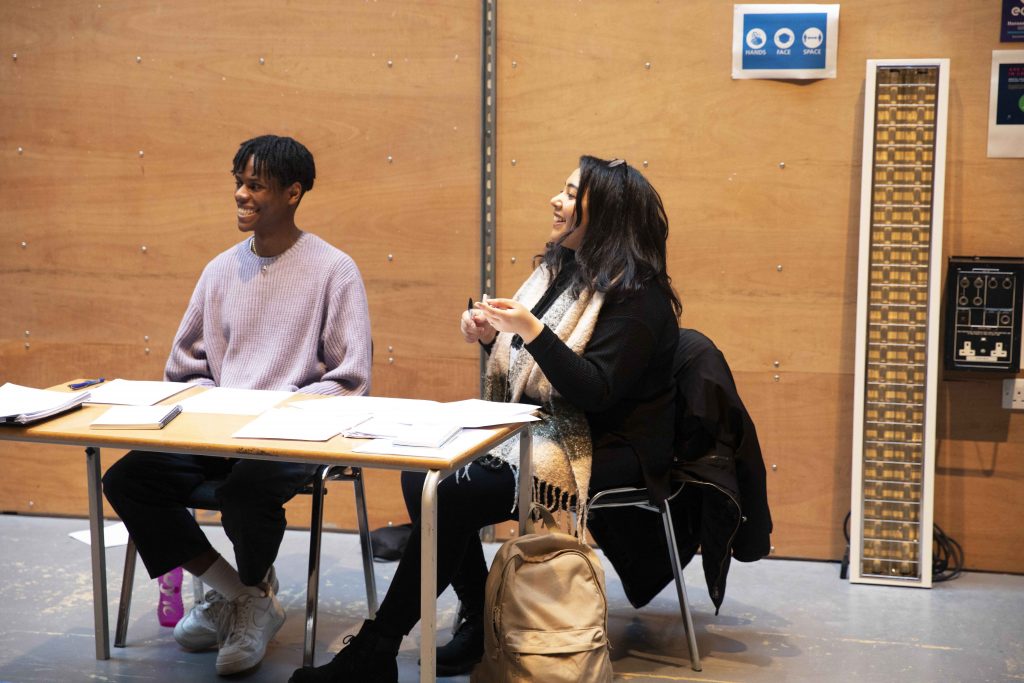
419,469,442,683
518,426,532,534
85,446,110,660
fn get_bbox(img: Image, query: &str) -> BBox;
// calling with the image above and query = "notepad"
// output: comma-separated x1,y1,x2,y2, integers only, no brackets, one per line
90,404,183,430
391,423,462,448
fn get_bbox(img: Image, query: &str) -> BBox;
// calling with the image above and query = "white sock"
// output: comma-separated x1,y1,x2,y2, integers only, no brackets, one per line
196,556,248,601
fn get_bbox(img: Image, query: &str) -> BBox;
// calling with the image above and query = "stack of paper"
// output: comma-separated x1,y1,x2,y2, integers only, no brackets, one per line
352,428,498,458
90,404,183,430
434,399,540,428
0,383,91,425
226,395,540,446
291,396,539,429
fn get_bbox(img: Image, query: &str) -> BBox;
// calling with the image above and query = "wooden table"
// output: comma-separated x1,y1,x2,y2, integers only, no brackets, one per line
0,388,532,683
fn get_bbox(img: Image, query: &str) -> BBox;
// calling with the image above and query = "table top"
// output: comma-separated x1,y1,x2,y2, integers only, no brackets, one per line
0,382,526,473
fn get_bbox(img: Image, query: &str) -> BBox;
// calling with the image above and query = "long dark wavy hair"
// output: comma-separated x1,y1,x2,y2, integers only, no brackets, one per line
541,155,682,317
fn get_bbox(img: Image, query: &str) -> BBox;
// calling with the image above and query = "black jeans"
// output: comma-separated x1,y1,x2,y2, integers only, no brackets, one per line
373,445,643,636
102,450,316,585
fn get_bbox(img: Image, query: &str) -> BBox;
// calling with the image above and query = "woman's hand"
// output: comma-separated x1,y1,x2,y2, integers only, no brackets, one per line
474,298,545,343
460,307,497,345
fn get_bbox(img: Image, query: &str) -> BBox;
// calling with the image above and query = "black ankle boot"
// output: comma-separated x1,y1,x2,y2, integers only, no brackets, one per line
289,620,400,683
436,612,484,676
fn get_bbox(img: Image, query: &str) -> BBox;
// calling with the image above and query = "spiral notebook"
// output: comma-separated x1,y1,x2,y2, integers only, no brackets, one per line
90,404,183,430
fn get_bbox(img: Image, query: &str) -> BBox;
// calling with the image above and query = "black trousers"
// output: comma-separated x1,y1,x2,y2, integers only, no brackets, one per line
102,451,317,586
373,445,642,636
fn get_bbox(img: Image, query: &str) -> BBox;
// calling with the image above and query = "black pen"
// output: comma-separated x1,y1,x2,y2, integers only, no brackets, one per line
69,378,105,390
468,296,474,312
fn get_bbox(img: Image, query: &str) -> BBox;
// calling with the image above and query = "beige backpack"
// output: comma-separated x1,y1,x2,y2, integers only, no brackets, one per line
472,507,612,683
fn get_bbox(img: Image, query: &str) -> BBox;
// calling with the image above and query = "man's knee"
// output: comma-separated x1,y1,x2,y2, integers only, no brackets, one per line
217,469,308,516
101,454,136,503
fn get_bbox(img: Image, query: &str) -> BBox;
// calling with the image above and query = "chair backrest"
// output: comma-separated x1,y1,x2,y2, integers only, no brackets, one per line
672,327,773,562
672,328,745,465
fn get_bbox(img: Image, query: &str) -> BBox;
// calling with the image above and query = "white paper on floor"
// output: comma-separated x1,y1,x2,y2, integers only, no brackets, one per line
68,521,130,547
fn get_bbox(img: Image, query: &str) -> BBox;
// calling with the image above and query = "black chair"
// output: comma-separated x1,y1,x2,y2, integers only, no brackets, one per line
113,464,377,667
586,470,703,671
587,327,768,673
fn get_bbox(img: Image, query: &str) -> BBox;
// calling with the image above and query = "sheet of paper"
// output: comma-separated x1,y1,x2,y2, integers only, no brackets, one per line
232,407,366,441
176,387,292,415
85,379,194,406
435,399,541,428
68,521,130,547
352,428,496,458
291,395,443,422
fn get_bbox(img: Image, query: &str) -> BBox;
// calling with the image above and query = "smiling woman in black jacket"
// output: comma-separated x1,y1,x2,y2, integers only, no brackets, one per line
290,155,681,683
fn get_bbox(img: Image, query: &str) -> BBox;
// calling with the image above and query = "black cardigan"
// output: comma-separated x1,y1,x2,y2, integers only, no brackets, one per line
517,259,679,501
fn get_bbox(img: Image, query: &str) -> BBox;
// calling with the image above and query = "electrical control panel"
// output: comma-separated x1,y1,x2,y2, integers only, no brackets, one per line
944,256,1024,372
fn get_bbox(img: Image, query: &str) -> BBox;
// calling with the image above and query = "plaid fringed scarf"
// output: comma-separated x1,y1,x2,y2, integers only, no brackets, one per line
481,263,604,540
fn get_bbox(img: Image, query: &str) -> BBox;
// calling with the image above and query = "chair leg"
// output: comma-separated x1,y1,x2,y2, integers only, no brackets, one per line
304,467,330,668
114,538,138,648
190,508,204,604
661,504,702,672
352,467,378,615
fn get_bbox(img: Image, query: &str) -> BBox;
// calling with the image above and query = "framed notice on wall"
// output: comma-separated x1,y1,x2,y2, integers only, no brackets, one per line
732,4,840,79
1002,0,1024,42
988,50,1024,157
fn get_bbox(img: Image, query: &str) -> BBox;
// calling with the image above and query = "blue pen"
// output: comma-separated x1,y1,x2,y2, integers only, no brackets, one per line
69,378,105,390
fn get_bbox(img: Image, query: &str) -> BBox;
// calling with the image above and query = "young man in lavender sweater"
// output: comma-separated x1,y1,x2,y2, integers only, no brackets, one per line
102,135,372,676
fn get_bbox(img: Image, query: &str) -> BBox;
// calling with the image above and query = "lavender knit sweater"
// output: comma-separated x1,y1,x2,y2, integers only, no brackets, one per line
164,232,371,396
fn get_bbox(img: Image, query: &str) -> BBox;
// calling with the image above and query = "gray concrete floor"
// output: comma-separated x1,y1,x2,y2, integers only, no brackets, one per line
0,515,1021,682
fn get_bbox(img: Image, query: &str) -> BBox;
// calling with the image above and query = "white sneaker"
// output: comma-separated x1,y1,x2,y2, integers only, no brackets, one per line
173,589,226,651
214,585,286,675
172,566,279,652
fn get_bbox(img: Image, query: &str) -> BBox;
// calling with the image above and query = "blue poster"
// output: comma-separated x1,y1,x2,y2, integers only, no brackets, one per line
742,12,828,70
732,4,839,80
1001,0,1024,43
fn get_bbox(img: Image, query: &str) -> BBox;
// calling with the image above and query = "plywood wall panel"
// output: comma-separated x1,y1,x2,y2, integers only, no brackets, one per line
3,1,1022,573
0,1,482,532
497,1,1024,572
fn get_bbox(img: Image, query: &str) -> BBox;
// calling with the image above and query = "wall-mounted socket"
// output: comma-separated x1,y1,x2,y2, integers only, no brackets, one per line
1002,379,1024,410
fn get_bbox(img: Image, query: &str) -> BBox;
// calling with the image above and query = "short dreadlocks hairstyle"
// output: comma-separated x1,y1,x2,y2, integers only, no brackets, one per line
232,135,316,197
